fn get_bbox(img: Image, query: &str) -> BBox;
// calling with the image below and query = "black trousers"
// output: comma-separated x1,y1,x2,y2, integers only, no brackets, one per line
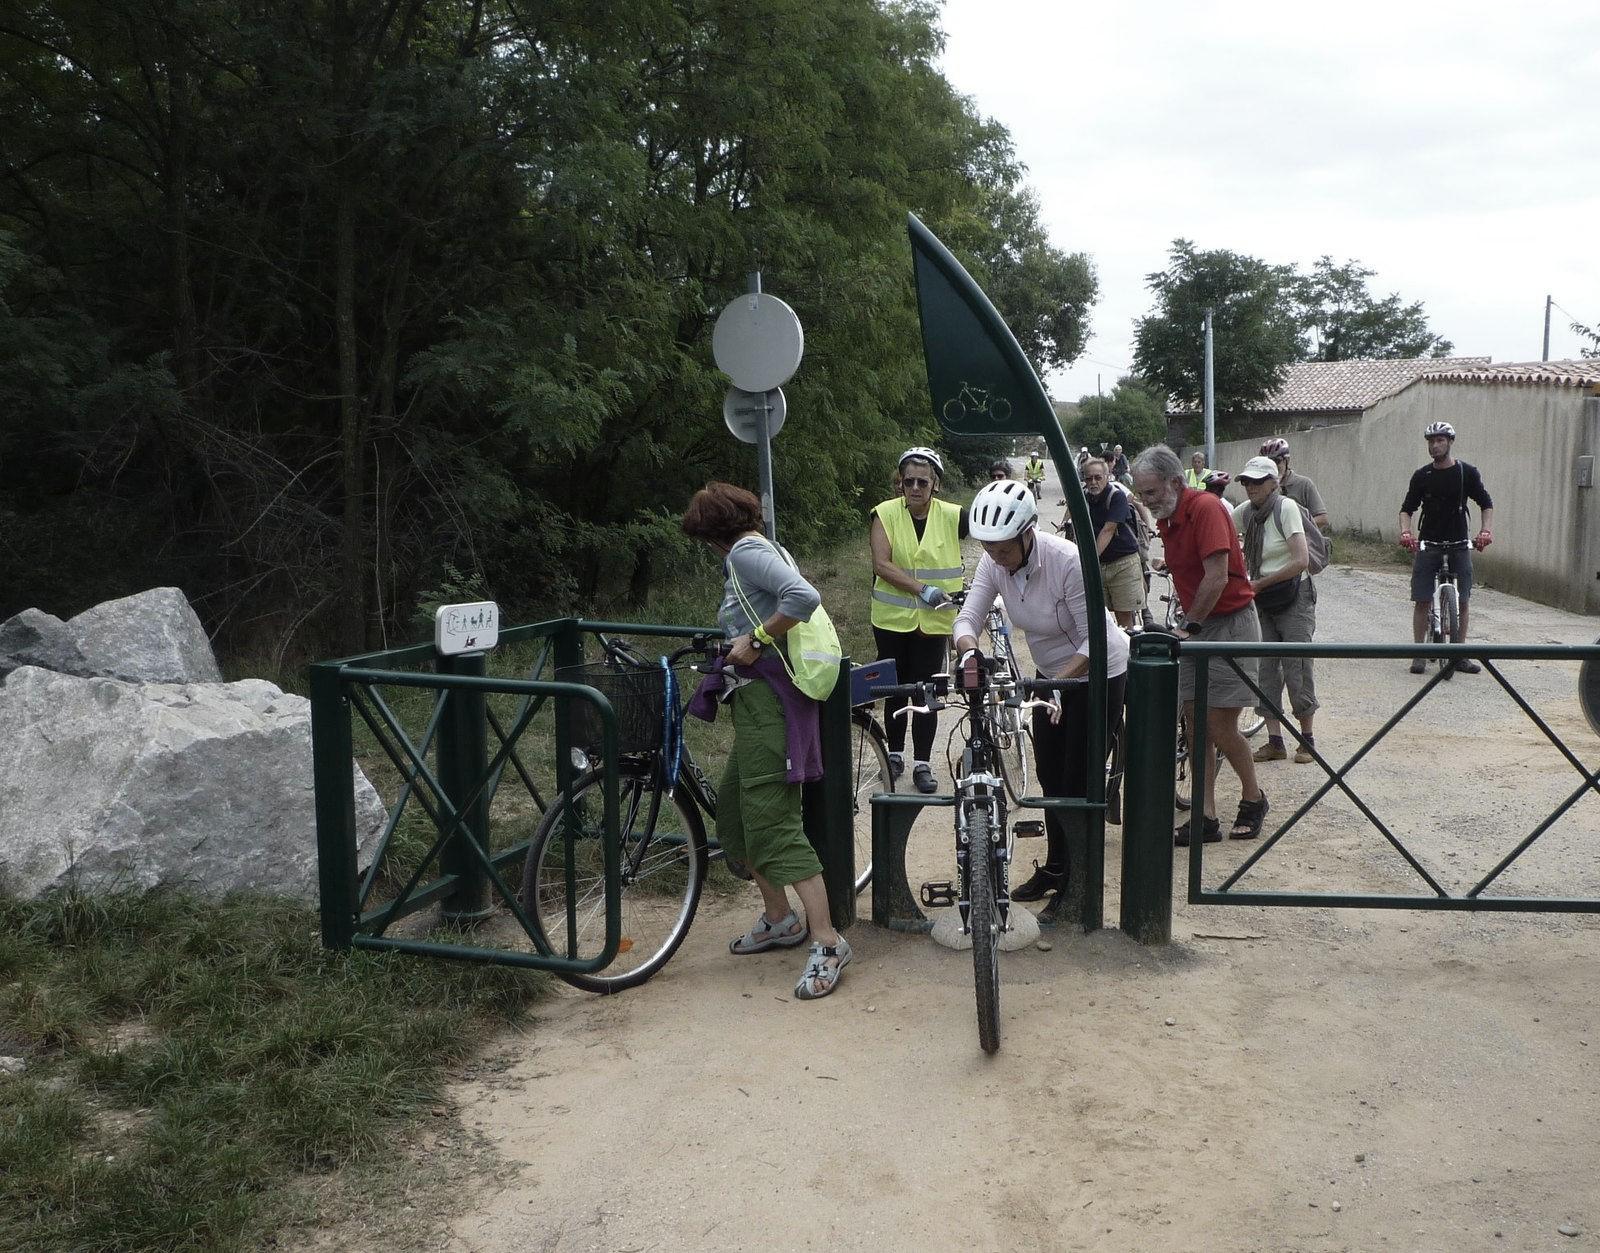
871,625,948,761
1031,671,1126,873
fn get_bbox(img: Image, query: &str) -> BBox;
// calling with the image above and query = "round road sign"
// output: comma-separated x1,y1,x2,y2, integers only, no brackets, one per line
723,387,787,444
712,293,804,392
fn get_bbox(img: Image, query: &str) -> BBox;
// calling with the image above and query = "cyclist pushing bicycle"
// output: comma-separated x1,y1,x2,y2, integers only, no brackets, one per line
679,482,851,1000
1398,421,1495,676
952,479,1128,921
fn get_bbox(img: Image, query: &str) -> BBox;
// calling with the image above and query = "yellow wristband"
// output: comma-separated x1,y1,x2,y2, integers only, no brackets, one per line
753,624,776,647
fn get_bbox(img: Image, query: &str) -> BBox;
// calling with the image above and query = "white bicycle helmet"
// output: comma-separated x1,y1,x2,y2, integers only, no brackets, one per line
897,446,944,476
1259,437,1289,459
1424,421,1456,440
970,480,1038,541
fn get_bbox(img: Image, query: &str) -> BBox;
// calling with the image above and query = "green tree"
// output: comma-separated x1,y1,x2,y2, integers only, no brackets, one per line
1131,240,1301,414
1070,376,1167,455
1571,317,1599,358
1297,256,1453,360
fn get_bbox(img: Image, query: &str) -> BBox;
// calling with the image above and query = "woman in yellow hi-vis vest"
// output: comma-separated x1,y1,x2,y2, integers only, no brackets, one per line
869,447,969,793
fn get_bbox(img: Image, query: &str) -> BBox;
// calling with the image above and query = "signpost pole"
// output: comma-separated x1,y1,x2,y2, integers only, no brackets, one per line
1203,306,1216,468
746,270,779,542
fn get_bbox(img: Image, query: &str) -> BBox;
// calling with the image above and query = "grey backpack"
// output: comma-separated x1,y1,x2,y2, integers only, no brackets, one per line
1273,496,1330,575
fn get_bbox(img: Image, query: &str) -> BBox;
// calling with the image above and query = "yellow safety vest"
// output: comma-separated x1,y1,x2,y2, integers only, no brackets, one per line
871,498,963,634
1025,458,1045,480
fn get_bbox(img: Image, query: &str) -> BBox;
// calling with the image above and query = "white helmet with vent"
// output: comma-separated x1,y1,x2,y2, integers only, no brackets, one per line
970,480,1038,541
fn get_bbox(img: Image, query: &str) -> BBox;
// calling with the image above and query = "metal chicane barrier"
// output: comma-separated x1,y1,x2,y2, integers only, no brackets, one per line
310,618,860,975
1120,635,1600,937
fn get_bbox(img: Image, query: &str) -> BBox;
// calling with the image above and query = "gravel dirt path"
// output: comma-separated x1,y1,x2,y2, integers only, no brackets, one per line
343,469,1600,1253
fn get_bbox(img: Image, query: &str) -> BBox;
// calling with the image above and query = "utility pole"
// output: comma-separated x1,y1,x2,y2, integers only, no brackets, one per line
1202,307,1216,469
1543,294,1552,362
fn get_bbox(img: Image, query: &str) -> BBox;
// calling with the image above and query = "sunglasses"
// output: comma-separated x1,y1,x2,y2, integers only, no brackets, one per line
902,477,933,489
989,473,1007,481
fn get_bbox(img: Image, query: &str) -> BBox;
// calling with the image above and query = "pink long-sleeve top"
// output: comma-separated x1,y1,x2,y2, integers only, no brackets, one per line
952,531,1128,678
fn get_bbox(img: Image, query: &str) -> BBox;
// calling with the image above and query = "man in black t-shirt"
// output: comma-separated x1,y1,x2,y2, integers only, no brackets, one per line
1082,458,1145,628
1397,421,1494,675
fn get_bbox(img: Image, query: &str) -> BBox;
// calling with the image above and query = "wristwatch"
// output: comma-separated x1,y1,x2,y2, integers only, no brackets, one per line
1180,618,1205,633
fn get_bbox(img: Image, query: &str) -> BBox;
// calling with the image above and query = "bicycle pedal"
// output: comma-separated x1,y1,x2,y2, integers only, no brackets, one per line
920,880,957,908
1012,819,1045,839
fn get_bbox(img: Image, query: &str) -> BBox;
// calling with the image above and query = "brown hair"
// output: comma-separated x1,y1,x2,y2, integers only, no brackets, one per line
681,481,763,545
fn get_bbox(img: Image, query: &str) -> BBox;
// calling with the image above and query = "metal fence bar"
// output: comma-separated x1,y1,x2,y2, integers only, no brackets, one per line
1212,658,1450,898
1191,891,1600,913
1469,769,1600,897
358,689,448,908
310,661,359,949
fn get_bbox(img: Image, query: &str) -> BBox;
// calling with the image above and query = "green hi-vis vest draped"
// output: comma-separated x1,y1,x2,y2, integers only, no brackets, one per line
871,498,963,634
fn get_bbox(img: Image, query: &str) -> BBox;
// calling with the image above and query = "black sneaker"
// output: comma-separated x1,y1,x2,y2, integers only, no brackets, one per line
1453,657,1482,674
1011,862,1065,902
1408,657,1427,675
912,763,938,795
887,754,905,784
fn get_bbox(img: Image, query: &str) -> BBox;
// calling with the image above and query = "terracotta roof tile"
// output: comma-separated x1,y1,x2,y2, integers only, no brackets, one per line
1419,359,1600,388
1168,356,1491,416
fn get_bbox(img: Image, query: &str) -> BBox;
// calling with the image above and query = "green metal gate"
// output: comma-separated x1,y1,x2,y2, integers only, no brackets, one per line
1119,634,1600,941
310,617,858,972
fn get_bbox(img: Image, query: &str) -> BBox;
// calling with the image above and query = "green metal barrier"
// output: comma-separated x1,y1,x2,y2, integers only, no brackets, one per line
1119,636,1600,943
310,617,860,973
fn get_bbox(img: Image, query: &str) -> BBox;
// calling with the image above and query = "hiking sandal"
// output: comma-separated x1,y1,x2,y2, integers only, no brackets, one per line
1174,816,1221,847
729,910,808,955
794,936,853,1000
1230,794,1270,840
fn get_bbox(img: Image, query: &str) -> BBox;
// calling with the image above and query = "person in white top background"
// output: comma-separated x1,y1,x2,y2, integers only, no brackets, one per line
952,480,1128,918
1232,456,1318,764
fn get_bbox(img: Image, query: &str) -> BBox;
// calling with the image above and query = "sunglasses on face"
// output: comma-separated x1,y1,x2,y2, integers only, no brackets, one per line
990,473,1007,480
903,477,933,489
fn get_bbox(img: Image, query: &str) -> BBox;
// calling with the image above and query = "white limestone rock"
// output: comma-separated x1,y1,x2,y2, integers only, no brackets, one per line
0,609,92,679
67,587,223,684
0,667,383,901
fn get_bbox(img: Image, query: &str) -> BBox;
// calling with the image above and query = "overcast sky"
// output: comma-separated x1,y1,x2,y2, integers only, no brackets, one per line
934,0,1600,402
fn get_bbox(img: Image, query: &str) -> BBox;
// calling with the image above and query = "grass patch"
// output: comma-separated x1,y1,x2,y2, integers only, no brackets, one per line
0,887,543,1253
1331,526,1412,568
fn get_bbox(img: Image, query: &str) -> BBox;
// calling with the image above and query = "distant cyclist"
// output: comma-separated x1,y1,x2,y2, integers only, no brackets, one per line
1398,421,1494,675
1259,438,1328,531
1024,452,1046,498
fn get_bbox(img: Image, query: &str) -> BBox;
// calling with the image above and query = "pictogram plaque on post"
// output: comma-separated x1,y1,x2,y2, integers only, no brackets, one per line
434,601,500,656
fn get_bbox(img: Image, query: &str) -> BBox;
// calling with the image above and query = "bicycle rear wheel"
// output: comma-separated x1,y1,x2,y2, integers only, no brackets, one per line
966,807,1001,1055
523,763,706,993
1436,583,1460,677
850,711,892,893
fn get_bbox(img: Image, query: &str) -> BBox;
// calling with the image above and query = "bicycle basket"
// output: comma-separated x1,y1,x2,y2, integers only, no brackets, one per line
555,661,678,756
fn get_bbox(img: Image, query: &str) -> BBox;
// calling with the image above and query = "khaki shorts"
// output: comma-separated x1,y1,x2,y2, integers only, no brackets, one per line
1178,603,1261,709
1100,552,1145,613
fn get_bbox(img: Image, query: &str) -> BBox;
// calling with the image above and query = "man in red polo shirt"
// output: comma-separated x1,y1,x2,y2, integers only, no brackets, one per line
1131,444,1268,845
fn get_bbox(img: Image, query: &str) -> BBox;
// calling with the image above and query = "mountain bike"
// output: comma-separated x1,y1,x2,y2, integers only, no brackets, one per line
951,590,1031,805
1419,538,1470,680
872,657,1075,1054
522,633,892,993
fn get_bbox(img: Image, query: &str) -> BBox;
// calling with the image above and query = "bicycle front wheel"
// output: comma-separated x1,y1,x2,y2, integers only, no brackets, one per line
523,763,707,993
1439,583,1460,642
850,710,893,893
966,807,1001,1055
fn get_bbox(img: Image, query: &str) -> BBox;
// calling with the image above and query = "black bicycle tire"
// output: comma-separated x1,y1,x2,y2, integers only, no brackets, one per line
967,806,1001,1055
523,763,707,994
1440,583,1460,643
850,710,892,893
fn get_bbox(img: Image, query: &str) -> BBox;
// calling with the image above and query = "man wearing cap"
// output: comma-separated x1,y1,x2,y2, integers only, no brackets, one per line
1110,444,1132,486
870,447,969,792
1259,438,1328,531
1131,444,1269,844
1234,456,1318,764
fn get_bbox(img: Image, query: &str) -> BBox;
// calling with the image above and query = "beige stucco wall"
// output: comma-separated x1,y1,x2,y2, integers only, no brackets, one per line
1198,384,1600,616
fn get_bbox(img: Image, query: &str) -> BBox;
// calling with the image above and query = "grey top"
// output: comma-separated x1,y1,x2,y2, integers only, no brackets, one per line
719,535,821,638
1281,472,1326,519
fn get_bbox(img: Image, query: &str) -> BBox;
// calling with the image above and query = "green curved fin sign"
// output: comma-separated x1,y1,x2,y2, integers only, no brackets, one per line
908,212,1057,438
